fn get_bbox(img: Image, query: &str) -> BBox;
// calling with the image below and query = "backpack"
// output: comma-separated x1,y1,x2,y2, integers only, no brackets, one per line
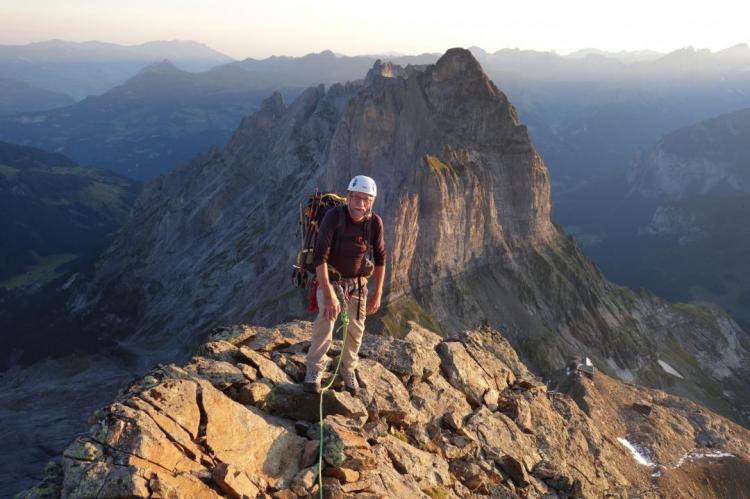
291,190,374,289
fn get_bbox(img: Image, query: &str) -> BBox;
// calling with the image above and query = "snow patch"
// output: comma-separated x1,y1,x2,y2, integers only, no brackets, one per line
617,437,655,467
658,359,684,379
675,449,735,468
60,272,79,290
606,357,635,382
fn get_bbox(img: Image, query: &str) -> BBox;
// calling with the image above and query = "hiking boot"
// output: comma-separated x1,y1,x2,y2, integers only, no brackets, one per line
303,366,324,394
341,369,360,396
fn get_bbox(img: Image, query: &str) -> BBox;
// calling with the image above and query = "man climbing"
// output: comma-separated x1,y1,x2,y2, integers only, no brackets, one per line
304,175,386,395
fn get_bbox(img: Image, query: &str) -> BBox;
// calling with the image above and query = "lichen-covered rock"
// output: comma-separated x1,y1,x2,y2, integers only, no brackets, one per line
309,416,377,471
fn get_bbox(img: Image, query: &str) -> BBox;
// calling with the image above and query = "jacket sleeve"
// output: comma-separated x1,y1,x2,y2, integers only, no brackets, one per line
312,208,338,267
372,214,387,266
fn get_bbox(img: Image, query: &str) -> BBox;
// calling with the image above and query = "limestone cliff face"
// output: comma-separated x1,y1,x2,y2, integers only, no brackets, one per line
20,321,750,498
67,48,553,355
66,49,750,426
323,53,554,294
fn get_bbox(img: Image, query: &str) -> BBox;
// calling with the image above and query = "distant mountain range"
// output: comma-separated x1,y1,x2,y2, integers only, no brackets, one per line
4,44,750,185
0,39,234,99
556,107,750,329
0,60,301,179
0,77,74,115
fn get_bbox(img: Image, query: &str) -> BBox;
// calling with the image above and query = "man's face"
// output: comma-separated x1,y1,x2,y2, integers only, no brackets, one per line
347,191,374,222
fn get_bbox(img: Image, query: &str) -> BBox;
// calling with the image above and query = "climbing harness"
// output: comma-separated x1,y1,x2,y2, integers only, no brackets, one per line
317,282,350,498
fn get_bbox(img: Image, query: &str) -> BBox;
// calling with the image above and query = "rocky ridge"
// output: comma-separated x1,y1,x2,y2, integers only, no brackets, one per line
19,320,750,498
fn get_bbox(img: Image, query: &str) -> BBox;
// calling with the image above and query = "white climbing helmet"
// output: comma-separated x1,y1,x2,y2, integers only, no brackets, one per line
347,175,377,197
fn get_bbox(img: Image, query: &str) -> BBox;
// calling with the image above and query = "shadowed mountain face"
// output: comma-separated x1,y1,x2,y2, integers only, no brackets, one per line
557,107,750,330
68,49,750,427
0,141,141,368
0,78,74,115
0,141,140,284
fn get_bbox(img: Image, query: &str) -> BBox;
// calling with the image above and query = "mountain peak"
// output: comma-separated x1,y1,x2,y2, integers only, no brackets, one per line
364,59,408,84
139,59,181,74
260,90,285,113
435,47,487,82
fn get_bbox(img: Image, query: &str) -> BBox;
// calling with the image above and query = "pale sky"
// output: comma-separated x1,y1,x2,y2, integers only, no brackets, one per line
2,0,748,59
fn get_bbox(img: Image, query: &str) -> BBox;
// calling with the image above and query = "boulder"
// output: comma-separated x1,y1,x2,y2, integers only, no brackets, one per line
183,357,247,388
238,363,259,382
449,458,502,492
212,462,260,498
197,340,243,363
238,378,274,407
410,373,472,424
238,347,293,385
206,324,256,345
379,434,452,487
308,416,377,471
239,322,312,352
266,383,367,422
459,328,531,380
403,321,443,349
270,351,305,382
136,379,201,438
324,466,361,483
356,359,415,423
89,402,206,474
359,334,440,379
464,407,541,472
437,342,493,407
361,447,430,498
291,465,318,490
498,454,530,488
198,379,305,488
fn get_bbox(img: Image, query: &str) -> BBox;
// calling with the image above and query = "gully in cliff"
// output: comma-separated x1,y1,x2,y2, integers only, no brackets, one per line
293,175,387,395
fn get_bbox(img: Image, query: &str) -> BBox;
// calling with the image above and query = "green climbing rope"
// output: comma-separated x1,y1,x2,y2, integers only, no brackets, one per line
317,293,350,498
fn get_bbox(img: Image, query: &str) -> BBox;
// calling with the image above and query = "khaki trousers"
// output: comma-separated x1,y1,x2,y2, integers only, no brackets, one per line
306,281,367,373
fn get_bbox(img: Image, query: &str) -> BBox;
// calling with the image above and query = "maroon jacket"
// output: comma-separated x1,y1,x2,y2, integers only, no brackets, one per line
312,205,386,278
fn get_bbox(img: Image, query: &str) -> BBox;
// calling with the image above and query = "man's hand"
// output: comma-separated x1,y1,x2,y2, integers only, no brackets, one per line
366,293,381,315
323,291,341,321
